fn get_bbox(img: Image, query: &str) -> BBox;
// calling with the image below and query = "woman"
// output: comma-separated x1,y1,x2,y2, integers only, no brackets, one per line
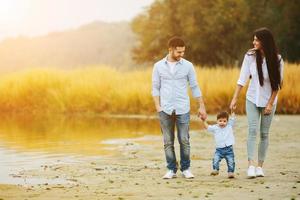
230,27,284,178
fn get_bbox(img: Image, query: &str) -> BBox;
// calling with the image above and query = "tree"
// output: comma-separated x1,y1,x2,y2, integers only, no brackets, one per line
131,0,250,66
245,0,300,62
131,0,183,64
131,0,300,65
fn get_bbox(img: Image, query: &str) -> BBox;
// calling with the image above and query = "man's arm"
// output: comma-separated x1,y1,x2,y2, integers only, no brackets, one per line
153,96,162,112
196,96,207,120
152,64,161,112
187,64,207,120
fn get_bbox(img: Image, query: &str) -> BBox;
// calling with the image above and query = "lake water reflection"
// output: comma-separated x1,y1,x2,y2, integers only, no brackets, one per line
0,114,200,184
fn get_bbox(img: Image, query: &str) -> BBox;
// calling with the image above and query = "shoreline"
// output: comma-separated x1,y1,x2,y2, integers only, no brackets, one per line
0,115,299,200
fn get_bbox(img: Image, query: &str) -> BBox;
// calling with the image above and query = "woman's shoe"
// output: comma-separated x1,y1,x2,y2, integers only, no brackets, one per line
255,167,265,177
247,165,256,178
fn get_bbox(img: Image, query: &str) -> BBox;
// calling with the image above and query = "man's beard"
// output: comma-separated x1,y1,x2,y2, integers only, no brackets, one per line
171,54,181,61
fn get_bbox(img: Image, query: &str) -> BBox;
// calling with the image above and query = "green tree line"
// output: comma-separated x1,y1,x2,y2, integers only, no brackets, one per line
131,0,300,66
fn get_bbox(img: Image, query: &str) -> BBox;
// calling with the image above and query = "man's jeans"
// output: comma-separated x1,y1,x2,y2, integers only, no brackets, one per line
212,145,235,173
158,111,190,172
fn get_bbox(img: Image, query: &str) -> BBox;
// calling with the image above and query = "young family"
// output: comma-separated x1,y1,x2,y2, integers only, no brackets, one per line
151,28,284,179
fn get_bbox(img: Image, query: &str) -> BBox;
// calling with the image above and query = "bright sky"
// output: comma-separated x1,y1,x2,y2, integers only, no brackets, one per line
0,0,154,40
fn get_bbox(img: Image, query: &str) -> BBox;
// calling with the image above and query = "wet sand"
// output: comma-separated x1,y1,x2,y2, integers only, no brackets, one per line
0,115,299,200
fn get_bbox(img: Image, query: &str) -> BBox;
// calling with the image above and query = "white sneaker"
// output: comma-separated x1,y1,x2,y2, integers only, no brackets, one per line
162,170,176,179
256,167,265,177
247,165,256,178
182,169,194,179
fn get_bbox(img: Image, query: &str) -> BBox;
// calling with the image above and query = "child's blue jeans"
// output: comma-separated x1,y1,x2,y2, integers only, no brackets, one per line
212,145,235,173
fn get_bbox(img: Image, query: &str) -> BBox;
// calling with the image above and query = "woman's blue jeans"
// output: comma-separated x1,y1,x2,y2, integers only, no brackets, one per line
246,99,276,162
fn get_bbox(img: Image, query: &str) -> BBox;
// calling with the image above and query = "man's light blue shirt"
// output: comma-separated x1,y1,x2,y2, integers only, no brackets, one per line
152,55,202,115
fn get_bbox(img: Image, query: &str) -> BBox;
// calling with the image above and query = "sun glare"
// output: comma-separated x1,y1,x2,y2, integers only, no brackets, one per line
0,0,27,24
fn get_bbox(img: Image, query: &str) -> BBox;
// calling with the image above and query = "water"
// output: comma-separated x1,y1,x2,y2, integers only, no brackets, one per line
0,114,200,184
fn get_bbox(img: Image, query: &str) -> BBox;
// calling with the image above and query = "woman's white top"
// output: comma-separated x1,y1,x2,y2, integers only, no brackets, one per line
237,52,284,107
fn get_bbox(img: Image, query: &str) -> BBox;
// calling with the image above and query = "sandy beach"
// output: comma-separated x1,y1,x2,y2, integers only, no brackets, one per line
0,115,299,200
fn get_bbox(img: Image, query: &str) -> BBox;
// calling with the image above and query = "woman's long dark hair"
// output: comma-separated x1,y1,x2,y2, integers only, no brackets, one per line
254,28,282,91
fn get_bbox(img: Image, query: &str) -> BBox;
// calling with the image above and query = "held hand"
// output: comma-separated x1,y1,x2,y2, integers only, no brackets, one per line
230,109,235,117
264,103,273,115
230,98,237,110
197,107,207,121
200,117,209,129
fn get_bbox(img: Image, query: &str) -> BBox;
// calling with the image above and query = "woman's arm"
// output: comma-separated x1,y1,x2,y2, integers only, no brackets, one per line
230,84,244,110
265,57,284,115
264,90,279,115
230,54,250,110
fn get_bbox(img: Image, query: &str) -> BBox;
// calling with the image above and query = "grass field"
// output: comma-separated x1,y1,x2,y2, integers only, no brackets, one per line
0,64,299,114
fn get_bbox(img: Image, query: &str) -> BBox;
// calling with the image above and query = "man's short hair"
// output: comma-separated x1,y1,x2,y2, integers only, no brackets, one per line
168,36,185,48
217,111,229,120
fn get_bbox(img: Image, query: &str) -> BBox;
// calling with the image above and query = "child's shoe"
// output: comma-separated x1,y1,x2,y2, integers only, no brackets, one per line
228,172,235,178
210,170,219,176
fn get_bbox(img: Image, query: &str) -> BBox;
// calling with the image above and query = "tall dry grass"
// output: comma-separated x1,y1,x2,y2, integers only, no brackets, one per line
0,64,298,115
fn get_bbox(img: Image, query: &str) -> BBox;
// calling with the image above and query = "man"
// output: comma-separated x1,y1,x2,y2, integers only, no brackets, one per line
152,36,207,179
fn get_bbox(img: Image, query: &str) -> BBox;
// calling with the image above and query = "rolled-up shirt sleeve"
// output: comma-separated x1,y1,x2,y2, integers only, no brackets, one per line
237,55,251,86
152,64,160,96
188,64,202,98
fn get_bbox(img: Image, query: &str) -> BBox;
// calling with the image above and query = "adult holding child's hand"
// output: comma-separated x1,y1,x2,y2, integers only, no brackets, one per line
152,36,206,180
197,99,207,121
229,98,237,111
230,27,284,178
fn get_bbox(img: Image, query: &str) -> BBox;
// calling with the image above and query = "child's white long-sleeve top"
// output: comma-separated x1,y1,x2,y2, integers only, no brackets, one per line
207,117,235,148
